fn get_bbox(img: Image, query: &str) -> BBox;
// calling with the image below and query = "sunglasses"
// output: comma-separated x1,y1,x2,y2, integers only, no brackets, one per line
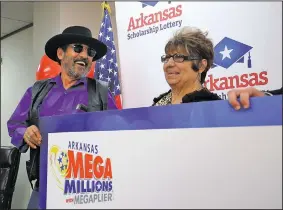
70,44,97,57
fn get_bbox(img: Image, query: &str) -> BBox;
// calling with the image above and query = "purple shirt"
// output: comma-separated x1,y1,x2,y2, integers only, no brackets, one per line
7,74,117,152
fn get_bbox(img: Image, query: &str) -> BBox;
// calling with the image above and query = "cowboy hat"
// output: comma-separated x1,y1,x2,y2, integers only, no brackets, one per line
45,26,107,62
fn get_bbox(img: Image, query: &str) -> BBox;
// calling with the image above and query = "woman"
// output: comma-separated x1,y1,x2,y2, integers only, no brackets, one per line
152,26,221,106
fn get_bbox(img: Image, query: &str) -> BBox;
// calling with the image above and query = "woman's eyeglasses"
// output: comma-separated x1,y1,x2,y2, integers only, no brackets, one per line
161,54,200,63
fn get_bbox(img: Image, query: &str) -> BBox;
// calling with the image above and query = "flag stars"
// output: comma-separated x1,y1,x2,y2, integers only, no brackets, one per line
95,9,121,100
108,68,113,74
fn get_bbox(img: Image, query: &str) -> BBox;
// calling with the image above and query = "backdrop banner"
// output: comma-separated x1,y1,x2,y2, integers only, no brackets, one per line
114,1,282,108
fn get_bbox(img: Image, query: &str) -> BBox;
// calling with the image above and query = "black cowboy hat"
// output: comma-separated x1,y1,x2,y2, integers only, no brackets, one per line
45,26,107,62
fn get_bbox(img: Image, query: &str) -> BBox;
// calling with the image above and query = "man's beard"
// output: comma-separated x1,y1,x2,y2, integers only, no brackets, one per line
66,66,88,80
62,56,90,80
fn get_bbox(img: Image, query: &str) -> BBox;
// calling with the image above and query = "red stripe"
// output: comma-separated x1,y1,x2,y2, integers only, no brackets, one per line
87,62,96,79
115,95,122,109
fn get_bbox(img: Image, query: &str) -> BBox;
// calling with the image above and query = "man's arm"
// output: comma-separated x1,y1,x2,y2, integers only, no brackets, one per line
7,87,32,153
227,86,283,110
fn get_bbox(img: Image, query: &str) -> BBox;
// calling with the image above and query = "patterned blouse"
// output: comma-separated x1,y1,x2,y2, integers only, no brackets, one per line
154,91,172,106
152,88,221,106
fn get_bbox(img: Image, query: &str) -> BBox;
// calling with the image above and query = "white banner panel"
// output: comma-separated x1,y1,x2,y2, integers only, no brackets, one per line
115,2,282,108
46,126,282,209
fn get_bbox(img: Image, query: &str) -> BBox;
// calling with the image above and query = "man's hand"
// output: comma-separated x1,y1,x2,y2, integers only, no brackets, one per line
23,125,42,149
227,87,265,110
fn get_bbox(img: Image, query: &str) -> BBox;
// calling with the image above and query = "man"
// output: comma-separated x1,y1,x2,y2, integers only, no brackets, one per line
7,26,117,209
227,86,283,110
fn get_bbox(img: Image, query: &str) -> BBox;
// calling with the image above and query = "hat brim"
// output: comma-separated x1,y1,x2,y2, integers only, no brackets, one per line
45,34,107,62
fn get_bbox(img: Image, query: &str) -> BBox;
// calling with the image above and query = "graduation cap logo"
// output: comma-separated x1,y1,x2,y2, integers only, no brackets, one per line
139,1,171,8
212,37,253,69
140,1,159,8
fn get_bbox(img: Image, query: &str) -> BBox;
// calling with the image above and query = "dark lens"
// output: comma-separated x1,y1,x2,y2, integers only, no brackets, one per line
73,44,83,53
88,48,97,57
174,54,184,63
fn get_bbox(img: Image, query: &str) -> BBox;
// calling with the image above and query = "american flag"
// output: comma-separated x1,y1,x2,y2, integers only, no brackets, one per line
95,3,122,109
